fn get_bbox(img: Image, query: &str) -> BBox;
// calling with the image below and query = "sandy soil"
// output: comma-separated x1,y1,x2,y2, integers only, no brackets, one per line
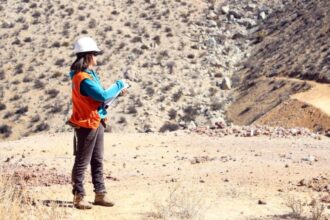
1,132,330,219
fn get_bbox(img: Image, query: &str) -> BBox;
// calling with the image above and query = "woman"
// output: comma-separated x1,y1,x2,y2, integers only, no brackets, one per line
68,36,127,209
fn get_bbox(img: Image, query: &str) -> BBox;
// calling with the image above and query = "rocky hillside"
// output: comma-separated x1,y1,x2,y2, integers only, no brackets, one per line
0,0,282,140
227,0,330,133
0,0,328,140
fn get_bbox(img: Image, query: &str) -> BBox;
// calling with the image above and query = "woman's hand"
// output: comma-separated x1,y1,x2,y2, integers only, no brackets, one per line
120,89,128,96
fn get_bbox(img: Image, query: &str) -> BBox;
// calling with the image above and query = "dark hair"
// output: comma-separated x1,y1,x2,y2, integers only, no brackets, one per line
70,52,94,72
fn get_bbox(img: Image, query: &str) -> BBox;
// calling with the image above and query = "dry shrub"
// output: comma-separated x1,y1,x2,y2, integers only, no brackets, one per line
286,196,305,218
285,195,326,220
147,185,207,220
0,167,70,220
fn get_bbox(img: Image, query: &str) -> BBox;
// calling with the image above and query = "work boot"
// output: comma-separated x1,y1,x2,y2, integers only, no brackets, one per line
94,193,115,207
73,195,92,210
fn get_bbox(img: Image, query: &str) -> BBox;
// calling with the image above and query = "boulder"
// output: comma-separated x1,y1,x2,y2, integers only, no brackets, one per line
221,6,230,14
259,11,267,20
220,77,232,90
207,11,218,20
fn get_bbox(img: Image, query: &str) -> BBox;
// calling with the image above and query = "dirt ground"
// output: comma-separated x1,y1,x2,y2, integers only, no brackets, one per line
1,132,330,220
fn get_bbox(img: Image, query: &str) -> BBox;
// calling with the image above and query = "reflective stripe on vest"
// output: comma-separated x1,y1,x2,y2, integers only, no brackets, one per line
69,72,102,129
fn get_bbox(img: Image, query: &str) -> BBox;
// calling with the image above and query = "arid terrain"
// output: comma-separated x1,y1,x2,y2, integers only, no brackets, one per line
0,0,330,219
1,0,328,139
1,132,330,220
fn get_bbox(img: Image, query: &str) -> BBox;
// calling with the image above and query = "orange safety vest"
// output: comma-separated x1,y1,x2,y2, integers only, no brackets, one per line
69,71,103,129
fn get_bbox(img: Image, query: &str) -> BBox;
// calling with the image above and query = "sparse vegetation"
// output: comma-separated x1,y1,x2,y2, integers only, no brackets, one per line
15,106,28,115
159,122,179,132
35,122,50,132
0,103,6,111
0,124,12,138
148,185,206,219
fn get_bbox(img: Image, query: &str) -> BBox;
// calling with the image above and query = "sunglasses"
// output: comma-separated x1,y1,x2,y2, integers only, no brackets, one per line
91,52,100,56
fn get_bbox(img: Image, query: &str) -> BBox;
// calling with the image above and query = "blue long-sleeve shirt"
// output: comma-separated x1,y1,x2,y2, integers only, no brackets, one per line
69,69,125,119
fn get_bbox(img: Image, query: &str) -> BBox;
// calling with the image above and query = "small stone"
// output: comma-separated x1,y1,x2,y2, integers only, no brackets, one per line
207,11,217,20
259,11,267,20
320,195,330,203
258,200,267,205
221,6,230,14
220,77,232,90
208,20,218,28
297,179,307,186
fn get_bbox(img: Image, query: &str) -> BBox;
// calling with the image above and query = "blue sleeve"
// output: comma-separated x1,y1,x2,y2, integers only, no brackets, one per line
80,79,125,102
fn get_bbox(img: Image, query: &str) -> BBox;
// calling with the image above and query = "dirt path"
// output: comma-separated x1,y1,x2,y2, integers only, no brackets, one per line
292,82,330,116
1,133,330,219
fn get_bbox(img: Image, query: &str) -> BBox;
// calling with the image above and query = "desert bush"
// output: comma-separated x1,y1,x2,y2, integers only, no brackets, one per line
35,122,49,132
0,124,12,138
153,36,161,45
1,22,14,29
131,36,142,43
30,2,37,8
32,11,41,18
16,17,26,23
50,71,62,79
12,80,20,85
15,64,24,75
117,42,126,50
88,18,97,29
285,196,305,218
146,87,155,96
10,95,20,102
30,115,40,123
172,90,183,102
310,199,325,220
34,79,44,89
181,106,198,122
187,54,195,59
0,103,6,111
111,10,119,15
159,122,179,132
12,39,21,46
55,59,65,67
141,44,149,50
46,89,59,99
3,112,13,119
22,24,29,30
51,41,61,48
127,105,137,114
211,102,223,111
149,185,206,219
15,106,28,115
65,8,74,15
161,83,175,93
117,116,127,124
168,109,177,120
0,70,5,80
209,87,217,96
104,26,112,32
61,41,69,47
23,37,32,43
50,105,62,113
78,15,85,21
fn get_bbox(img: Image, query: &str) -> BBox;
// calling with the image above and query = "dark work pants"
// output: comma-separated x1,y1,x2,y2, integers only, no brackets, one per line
71,124,106,196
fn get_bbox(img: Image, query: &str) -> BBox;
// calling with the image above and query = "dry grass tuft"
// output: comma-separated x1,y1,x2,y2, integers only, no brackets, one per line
147,185,207,220
0,167,70,220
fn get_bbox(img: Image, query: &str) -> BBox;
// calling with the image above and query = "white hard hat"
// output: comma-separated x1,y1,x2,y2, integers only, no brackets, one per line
74,36,101,54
